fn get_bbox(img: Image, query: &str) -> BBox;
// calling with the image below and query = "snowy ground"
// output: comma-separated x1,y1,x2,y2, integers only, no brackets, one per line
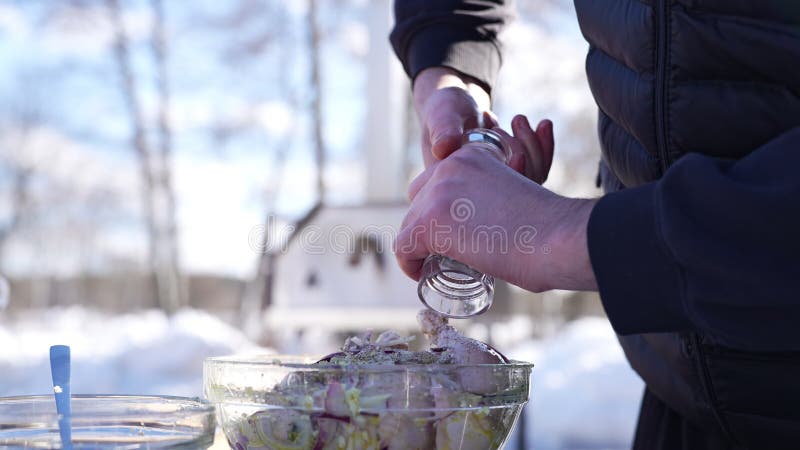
0,307,267,397
505,318,644,450
0,309,642,449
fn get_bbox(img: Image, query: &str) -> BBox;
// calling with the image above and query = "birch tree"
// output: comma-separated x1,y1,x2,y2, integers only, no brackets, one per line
106,0,183,313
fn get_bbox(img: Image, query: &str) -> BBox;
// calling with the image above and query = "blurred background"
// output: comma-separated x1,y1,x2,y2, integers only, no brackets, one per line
0,0,642,448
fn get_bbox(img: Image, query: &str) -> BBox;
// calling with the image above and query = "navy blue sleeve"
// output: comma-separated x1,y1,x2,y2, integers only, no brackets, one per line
389,0,513,92
588,127,800,351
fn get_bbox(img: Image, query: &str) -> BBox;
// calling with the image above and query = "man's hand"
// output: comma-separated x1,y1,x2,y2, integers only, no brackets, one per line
395,146,598,293
495,115,554,184
413,67,495,166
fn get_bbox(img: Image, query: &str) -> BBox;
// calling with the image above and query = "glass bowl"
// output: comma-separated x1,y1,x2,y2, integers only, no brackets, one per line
0,394,216,449
204,355,532,450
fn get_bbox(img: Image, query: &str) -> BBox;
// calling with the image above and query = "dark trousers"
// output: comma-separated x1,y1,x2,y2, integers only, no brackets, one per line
633,388,737,450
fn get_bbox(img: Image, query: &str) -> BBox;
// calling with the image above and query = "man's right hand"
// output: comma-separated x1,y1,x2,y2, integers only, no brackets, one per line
413,67,494,167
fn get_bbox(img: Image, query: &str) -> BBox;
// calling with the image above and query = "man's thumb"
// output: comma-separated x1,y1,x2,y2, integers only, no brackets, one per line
430,125,463,160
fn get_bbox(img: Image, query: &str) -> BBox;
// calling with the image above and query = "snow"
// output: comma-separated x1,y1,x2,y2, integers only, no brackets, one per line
0,309,642,449
0,307,268,398
505,317,644,450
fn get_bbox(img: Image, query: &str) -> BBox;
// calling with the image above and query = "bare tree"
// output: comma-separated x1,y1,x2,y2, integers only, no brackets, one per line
106,0,182,313
238,0,329,340
308,0,326,202
106,0,160,310
150,0,185,309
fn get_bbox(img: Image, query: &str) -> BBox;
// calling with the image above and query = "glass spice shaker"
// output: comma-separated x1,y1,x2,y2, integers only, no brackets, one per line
418,128,510,318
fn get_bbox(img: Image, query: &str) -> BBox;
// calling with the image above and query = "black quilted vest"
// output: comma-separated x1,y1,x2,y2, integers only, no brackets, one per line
575,0,800,447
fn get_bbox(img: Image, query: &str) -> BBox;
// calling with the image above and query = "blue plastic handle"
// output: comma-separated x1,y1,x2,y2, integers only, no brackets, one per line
49,345,72,450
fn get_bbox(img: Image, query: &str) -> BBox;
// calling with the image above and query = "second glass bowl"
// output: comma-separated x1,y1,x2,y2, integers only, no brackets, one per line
0,394,216,449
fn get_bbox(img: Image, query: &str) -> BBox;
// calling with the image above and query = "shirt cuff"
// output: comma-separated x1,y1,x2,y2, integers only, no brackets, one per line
587,183,692,335
402,26,501,93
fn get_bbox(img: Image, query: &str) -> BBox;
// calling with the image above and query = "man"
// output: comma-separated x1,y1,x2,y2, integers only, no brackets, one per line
390,1,800,449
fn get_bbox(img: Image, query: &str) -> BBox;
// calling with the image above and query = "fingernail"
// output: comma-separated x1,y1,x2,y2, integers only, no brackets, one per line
482,111,496,127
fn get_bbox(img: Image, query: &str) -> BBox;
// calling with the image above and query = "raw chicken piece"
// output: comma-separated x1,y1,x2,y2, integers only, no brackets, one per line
417,310,508,366
418,309,510,395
